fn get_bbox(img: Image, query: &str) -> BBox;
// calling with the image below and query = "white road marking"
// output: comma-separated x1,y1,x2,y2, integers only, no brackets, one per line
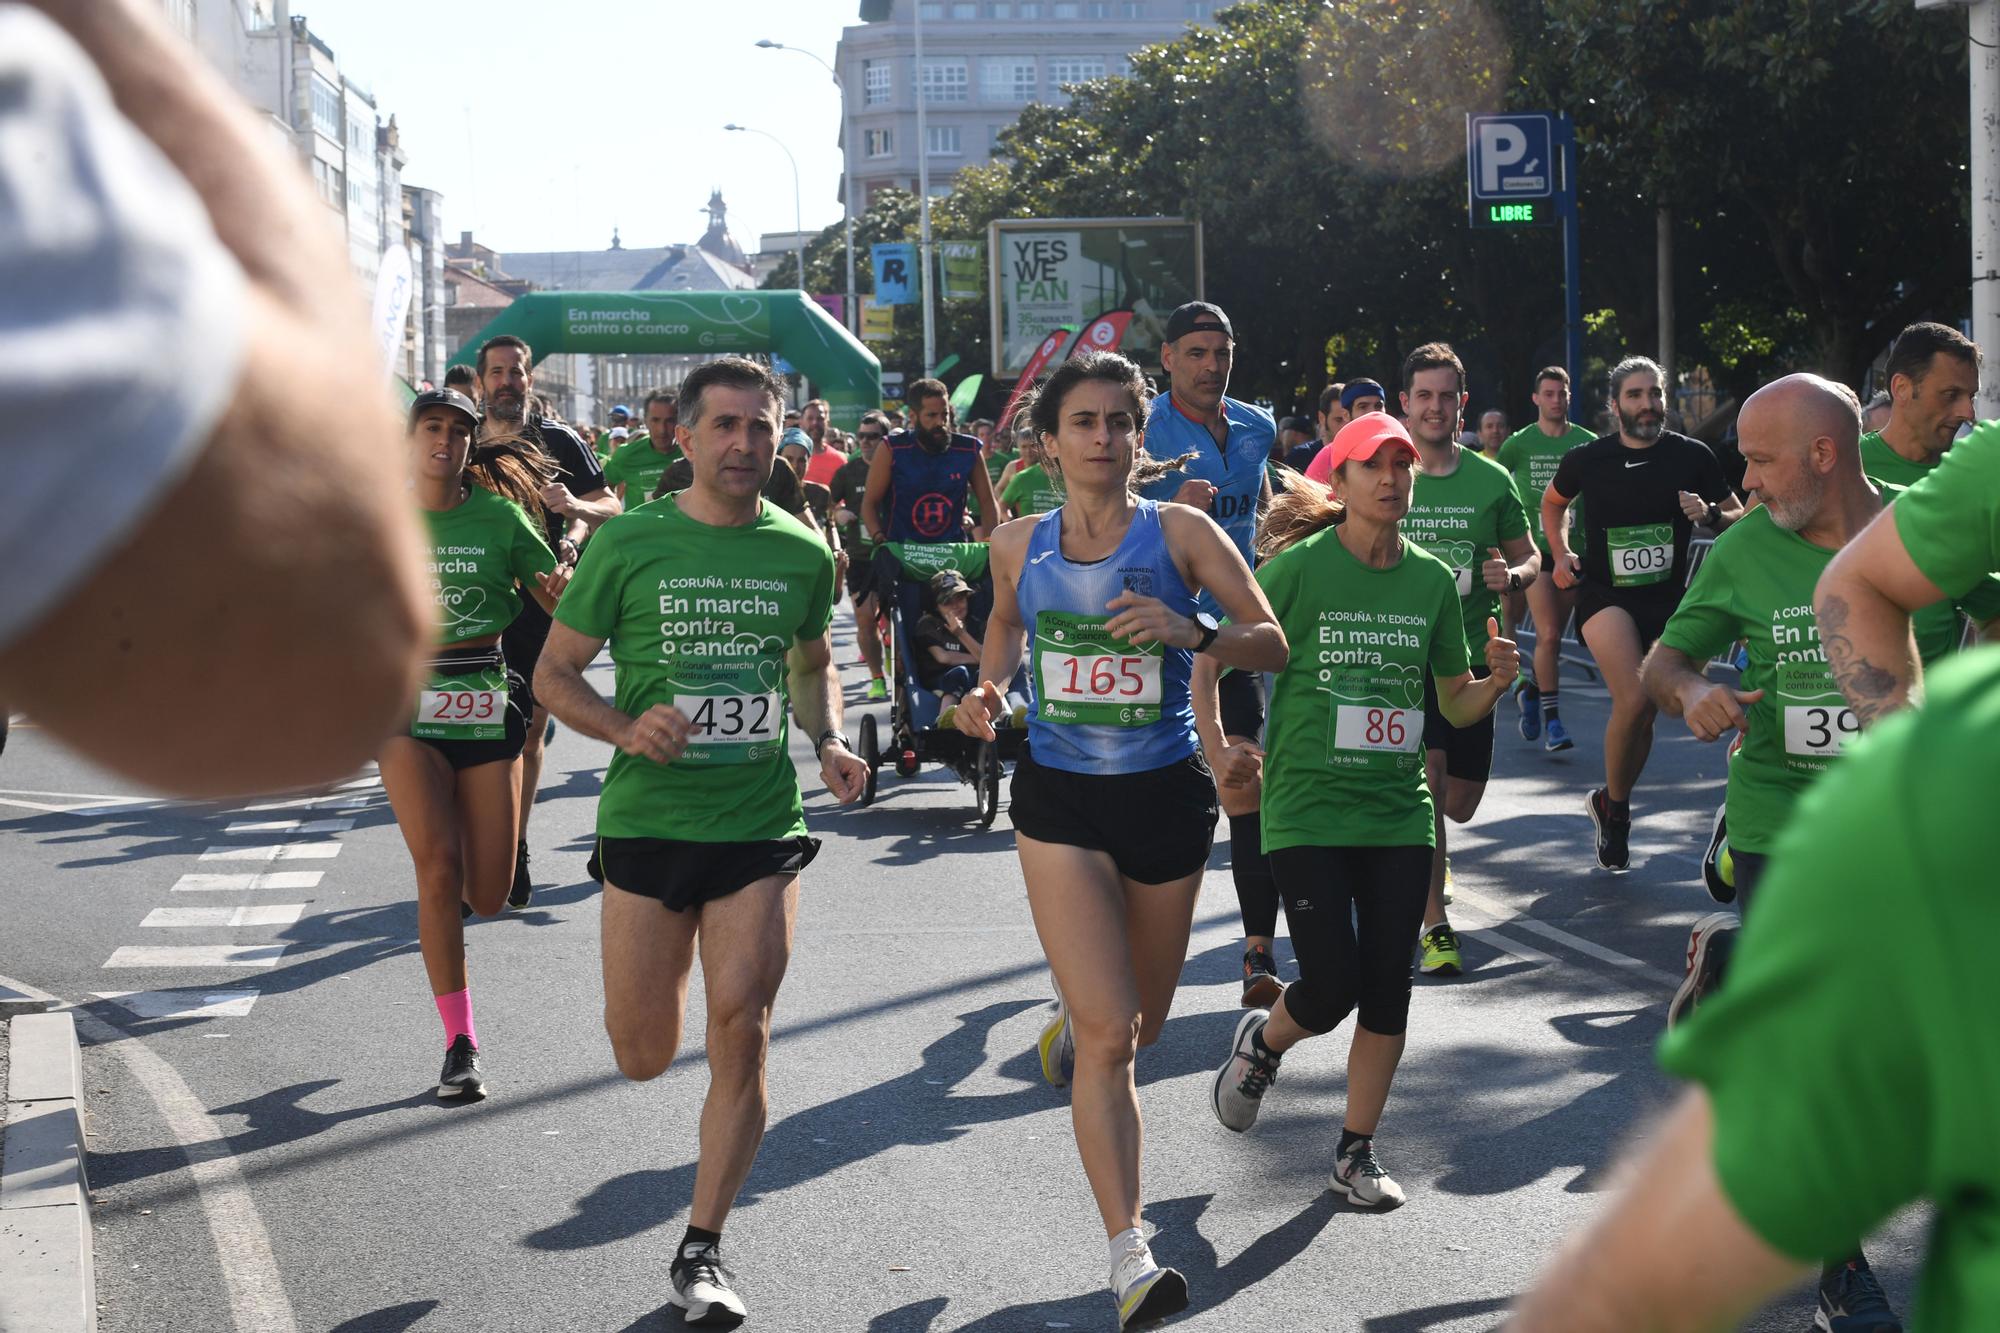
70,1006,300,1332
102,945,289,969
198,842,341,863
92,989,260,1019
141,906,305,929
223,818,355,836
172,872,324,893
1451,885,1678,984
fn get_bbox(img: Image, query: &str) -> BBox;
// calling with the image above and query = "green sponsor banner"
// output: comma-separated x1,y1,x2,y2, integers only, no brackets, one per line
882,541,991,581
940,241,984,301
553,294,772,352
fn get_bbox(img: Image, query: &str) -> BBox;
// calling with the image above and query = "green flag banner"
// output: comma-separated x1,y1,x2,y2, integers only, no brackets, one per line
940,241,983,301
950,374,984,418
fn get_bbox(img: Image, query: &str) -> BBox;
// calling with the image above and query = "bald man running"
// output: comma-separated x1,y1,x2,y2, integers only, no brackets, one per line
1641,373,1910,1330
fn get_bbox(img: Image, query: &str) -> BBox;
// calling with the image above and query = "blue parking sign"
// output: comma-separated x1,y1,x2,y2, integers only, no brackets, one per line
1467,114,1553,201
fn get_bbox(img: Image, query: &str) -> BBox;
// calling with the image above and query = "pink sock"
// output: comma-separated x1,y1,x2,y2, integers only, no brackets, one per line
434,989,477,1049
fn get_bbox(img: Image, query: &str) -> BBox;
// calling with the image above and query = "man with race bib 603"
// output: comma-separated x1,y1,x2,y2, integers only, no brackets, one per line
533,356,869,1327
1544,356,1741,872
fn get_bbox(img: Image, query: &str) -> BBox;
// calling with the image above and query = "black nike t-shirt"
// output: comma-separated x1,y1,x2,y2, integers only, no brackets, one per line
509,416,606,627
1550,430,1729,597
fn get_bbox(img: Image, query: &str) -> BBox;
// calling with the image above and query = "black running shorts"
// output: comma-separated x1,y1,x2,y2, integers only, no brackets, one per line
502,597,552,715
1422,665,1494,784
1575,584,1676,654
1009,744,1218,884
1216,668,1266,743
599,836,821,914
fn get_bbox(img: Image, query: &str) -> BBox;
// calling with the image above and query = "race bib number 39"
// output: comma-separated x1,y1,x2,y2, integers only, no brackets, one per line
414,666,508,741
1032,612,1163,726
674,691,782,763
1783,705,1858,758
1607,524,1674,587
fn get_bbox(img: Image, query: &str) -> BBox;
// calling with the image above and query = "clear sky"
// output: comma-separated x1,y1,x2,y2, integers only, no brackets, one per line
297,0,856,255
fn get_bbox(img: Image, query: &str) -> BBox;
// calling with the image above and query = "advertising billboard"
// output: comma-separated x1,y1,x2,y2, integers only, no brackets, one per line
988,218,1203,378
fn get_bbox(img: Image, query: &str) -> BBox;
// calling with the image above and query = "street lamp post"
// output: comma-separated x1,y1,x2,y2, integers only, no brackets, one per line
913,2,936,376
722,123,807,299
756,39,858,336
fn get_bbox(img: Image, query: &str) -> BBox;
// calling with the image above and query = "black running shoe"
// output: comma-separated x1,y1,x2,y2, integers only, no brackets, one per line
437,1033,485,1100
1586,788,1630,871
507,840,533,911
670,1242,747,1327
1240,945,1283,1009
1700,803,1735,904
1816,1256,1902,1332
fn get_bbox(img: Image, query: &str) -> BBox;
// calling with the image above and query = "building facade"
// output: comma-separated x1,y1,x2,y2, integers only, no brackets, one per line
835,0,1211,207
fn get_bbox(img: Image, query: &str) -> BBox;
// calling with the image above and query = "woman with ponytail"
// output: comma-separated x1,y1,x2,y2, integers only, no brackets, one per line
381,389,573,1101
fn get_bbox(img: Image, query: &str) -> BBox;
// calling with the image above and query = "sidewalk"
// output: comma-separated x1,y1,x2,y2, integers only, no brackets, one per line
0,1005,96,1333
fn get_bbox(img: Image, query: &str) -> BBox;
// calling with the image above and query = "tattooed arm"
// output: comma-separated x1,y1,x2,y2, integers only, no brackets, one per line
1814,506,1946,725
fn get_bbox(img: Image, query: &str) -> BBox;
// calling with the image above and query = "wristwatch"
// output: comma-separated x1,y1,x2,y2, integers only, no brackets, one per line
1704,502,1723,528
1507,570,1523,592
1192,612,1221,654
814,729,850,758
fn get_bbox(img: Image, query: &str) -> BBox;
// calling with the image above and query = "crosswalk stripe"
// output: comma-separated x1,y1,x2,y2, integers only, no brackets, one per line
198,842,341,863
141,905,305,929
171,872,324,892
93,989,260,1019
102,945,289,968
223,818,355,836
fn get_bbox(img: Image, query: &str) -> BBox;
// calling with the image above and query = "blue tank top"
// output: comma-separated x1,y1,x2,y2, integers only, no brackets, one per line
885,430,981,542
1134,393,1273,619
1017,499,1199,775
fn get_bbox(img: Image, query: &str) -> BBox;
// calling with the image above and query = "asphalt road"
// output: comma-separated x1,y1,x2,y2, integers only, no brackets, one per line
0,616,1926,1332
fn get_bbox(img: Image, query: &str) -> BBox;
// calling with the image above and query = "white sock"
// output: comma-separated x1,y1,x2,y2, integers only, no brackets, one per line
1108,1227,1149,1280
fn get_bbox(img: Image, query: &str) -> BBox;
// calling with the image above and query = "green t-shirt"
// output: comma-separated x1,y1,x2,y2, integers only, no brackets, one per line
829,452,876,558
1875,479,2000,665
423,486,557,646
984,448,1017,484
1256,528,1471,851
1656,507,1847,853
1497,421,1596,554
1892,421,2000,603
1857,430,1932,490
1000,462,1064,518
1659,648,2000,1327
1403,447,1530,654
553,497,837,842
602,439,679,504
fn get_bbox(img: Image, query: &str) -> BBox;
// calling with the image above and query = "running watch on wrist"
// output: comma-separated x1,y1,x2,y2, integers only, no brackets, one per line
1508,570,1522,592
1705,502,1722,528
815,729,849,758
1192,612,1221,654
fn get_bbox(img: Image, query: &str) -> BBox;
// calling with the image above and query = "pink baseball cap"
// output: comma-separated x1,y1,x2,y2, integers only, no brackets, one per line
1320,412,1418,472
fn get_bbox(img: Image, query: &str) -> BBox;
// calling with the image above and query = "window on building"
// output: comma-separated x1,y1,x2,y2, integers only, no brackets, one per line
919,1,943,16
1120,0,1146,14
311,78,340,137
927,125,962,155
1186,0,1213,14
921,59,969,102
1052,1,1079,16
348,116,370,154
311,158,342,208
987,1,1013,15
863,59,892,105
1049,57,1107,86
347,178,362,209
981,56,1038,103
950,1,978,14
1019,0,1042,13
1084,0,1110,15
865,128,895,158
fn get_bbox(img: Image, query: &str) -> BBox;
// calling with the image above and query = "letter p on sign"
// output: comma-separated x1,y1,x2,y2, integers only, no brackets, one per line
1477,122,1528,195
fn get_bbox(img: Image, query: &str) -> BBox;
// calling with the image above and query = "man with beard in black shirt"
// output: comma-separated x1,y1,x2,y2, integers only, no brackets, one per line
862,377,998,544
478,334,620,907
1544,356,1740,872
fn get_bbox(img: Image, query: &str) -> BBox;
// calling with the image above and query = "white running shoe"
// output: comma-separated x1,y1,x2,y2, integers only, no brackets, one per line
1111,1245,1189,1330
1330,1139,1406,1210
1210,1009,1279,1132
1037,988,1074,1087
668,1243,747,1328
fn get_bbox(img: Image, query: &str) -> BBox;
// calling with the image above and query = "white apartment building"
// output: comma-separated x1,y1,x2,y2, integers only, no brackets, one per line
836,0,1215,208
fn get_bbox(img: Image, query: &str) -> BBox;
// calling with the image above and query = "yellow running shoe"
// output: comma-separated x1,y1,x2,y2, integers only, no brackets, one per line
1420,923,1463,977
1037,994,1073,1087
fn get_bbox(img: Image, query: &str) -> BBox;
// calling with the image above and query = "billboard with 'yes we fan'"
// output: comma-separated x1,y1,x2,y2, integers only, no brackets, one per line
987,218,1203,378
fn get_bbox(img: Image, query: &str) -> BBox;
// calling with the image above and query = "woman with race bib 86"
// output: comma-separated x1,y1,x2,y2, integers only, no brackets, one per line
954,351,1286,1330
1206,412,1519,1210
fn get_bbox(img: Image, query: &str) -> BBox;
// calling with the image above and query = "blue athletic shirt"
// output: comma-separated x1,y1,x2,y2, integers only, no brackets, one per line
883,429,983,542
1135,393,1274,619
1017,499,1198,774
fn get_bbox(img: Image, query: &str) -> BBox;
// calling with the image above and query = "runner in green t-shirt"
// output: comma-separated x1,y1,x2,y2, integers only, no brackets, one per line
380,390,571,1104
600,388,681,506
1856,319,1980,489
1210,410,1519,1214
830,413,890,699
532,358,867,1329
1496,366,1598,751
999,432,1065,519
1817,415,2000,725
1515,647,2000,1333
1393,344,1539,979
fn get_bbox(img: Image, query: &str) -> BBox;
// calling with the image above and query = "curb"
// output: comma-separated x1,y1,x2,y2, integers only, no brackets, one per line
1,1011,95,1333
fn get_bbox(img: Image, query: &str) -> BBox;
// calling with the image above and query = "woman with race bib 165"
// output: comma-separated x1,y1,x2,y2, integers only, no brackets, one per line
1207,412,1518,1210
955,351,1287,1330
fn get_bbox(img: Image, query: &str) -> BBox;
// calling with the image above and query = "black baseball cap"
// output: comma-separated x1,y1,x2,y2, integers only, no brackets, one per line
409,387,480,429
1164,301,1234,343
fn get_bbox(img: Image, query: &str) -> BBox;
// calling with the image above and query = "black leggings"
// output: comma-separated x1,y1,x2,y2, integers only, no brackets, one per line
1231,813,1279,939
1268,844,1433,1037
